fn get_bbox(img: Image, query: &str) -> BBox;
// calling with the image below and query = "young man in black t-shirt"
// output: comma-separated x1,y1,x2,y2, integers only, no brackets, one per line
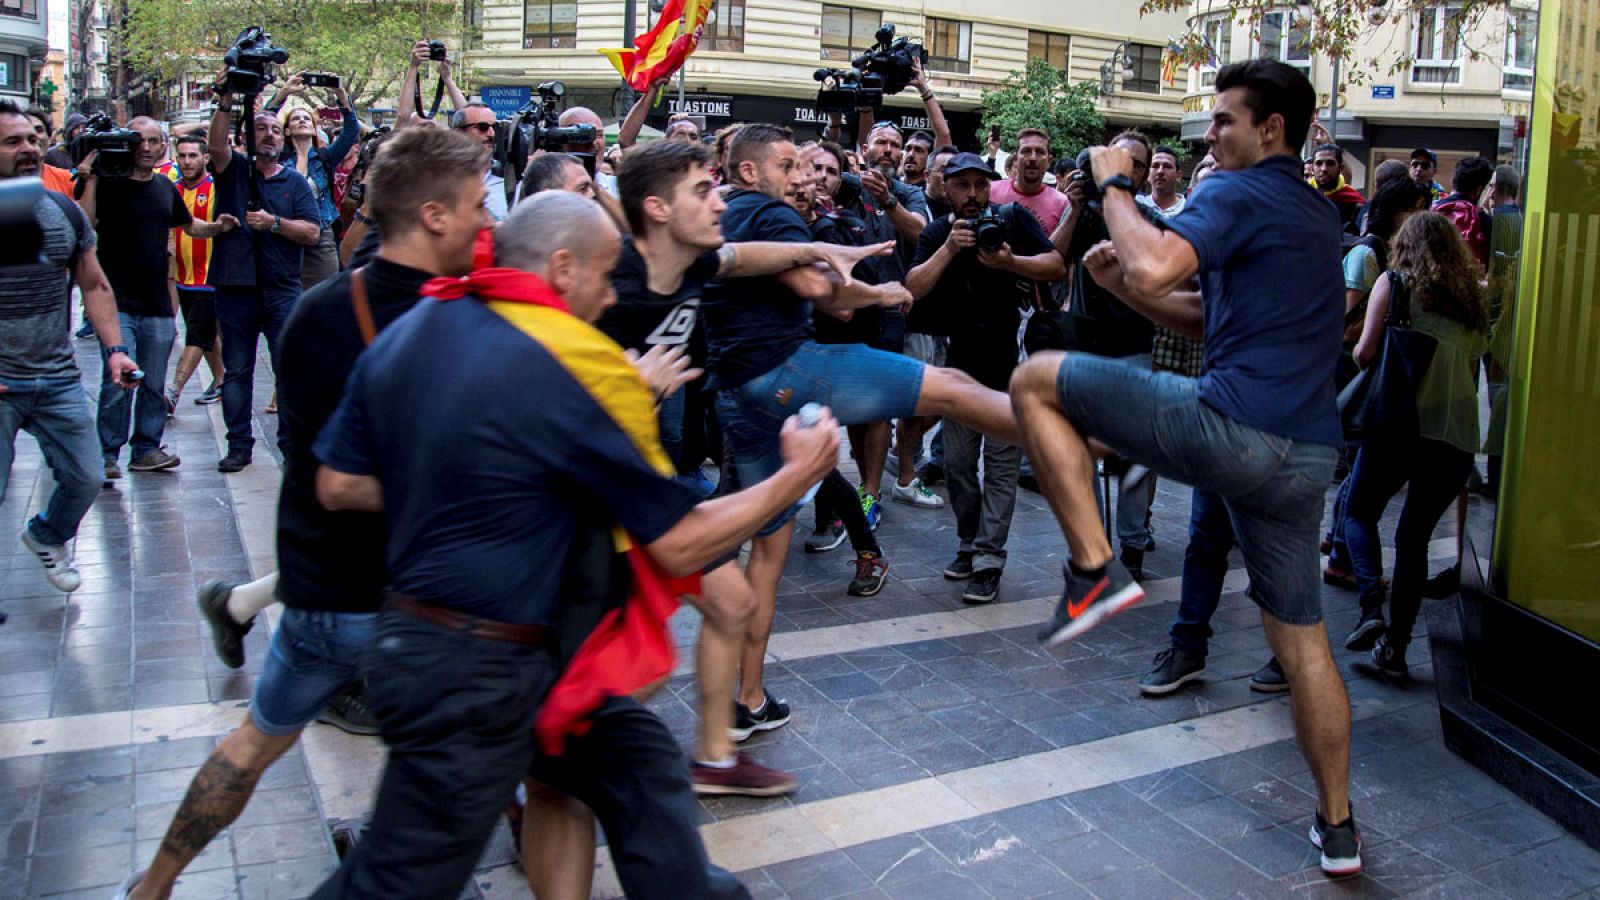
597,139,888,796
118,128,492,900
78,117,238,475
906,154,1064,604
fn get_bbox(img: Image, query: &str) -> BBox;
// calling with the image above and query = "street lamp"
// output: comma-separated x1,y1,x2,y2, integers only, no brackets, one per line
1098,41,1138,97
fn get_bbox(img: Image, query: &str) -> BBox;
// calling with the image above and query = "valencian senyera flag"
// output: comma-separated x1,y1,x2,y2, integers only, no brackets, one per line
599,0,716,91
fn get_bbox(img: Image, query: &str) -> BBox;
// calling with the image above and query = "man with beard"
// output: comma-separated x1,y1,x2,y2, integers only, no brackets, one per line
164,135,227,410
206,86,321,473
1139,145,1188,218
923,144,959,220
990,128,1068,234
1309,143,1364,234
900,130,935,189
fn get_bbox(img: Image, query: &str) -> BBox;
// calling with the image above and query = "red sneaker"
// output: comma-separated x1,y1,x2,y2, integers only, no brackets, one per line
690,753,798,797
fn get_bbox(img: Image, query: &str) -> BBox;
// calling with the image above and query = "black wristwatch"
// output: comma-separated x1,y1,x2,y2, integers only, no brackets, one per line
106,344,130,356
880,190,898,211
1098,174,1136,195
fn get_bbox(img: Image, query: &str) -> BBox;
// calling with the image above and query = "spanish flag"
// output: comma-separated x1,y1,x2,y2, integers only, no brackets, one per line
599,0,716,91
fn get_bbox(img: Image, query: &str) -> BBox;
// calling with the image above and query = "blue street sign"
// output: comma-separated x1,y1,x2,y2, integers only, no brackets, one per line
1371,85,1396,100
480,85,533,117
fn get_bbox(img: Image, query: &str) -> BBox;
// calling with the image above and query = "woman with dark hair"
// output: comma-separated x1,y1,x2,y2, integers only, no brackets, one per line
1340,211,1489,679
268,74,361,289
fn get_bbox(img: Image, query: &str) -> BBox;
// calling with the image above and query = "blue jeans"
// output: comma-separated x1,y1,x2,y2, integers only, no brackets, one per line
216,285,298,455
717,341,924,535
97,312,175,461
1055,353,1336,626
0,377,102,546
1171,488,1235,655
250,607,378,735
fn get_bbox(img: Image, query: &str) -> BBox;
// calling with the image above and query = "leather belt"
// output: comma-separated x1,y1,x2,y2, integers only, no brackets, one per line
384,592,551,646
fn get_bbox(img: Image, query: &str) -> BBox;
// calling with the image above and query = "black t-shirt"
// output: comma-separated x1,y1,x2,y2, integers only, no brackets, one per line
274,256,433,613
96,177,192,317
702,190,815,391
838,174,931,283
809,212,883,346
1060,202,1165,358
597,237,720,354
912,204,1055,389
209,152,319,292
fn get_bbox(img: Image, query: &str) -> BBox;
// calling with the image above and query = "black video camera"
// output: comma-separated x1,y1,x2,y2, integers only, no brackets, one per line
427,40,448,61
813,67,884,114
969,207,1007,252
69,114,142,178
221,26,288,96
1073,148,1104,212
500,81,599,179
344,126,394,208
852,24,926,96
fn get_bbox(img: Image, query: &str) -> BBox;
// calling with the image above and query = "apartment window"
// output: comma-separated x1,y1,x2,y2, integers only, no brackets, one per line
1123,42,1163,94
1503,9,1536,91
0,53,23,92
1200,15,1232,86
649,0,744,52
1413,6,1463,84
0,0,37,19
927,18,971,74
524,0,577,48
1028,31,1069,71
822,5,881,63
463,0,484,49
1259,10,1311,72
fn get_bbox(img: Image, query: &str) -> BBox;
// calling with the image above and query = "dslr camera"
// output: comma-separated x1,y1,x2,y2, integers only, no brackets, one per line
69,114,142,178
344,126,394,208
968,208,1007,253
812,67,883,114
427,40,448,61
1072,148,1104,212
500,81,600,178
852,24,927,96
220,26,288,96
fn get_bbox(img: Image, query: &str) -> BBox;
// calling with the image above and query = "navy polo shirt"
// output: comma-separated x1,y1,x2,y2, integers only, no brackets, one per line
1163,154,1344,446
208,151,318,292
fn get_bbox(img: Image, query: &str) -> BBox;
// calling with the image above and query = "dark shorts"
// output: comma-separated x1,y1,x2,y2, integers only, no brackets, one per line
1054,352,1336,626
177,286,218,349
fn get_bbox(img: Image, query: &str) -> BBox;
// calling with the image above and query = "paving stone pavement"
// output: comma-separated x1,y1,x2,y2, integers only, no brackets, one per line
3,332,1600,899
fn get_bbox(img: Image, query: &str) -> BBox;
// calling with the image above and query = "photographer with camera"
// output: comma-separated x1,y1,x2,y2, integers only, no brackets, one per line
398,39,468,128
78,118,239,476
0,99,140,599
207,62,322,473
262,72,361,286
905,152,1063,602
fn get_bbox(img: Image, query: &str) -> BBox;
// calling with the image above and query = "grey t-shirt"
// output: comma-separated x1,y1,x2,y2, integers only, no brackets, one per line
0,193,96,381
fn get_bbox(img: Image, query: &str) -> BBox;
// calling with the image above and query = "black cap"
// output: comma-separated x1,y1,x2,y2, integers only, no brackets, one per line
1410,148,1437,164
942,152,999,180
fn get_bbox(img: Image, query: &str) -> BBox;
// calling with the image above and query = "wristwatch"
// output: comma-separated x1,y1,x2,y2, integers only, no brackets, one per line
880,190,898,211
352,209,374,226
1097,174,1136,195
106,344,130,356
270,216,281,234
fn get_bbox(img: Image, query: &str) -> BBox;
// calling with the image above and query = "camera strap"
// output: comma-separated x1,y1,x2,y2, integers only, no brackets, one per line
349,266,376,346
416,72,448,121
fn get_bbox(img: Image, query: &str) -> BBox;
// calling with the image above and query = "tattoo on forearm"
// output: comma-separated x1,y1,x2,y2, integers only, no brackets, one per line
157,751,263,861
716,244,737,277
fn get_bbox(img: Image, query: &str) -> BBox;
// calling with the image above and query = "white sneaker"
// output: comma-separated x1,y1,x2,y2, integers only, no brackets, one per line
891,478,945,509
112,868,147,900
20,529,82,593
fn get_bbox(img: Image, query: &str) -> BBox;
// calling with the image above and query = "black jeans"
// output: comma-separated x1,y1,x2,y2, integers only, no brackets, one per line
311,612,556,899
1342,437,1474,650
530,699,751,900
813,468,879,555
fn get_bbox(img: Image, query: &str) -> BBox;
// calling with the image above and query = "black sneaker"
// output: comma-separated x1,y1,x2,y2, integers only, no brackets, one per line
1250,657,1290,693
846,552,889,597
316,683,381,736
1309,807,1362,877
1139,647,1207,696
196,580,254,669
943,551,976,580
1421,563,1460,599
1038,559,1144,646
1344,610,1387,651
1120,546,1145,582
730,690,791,742
218,450,252,473
1370,637,1410,683
962,568,1001,605
805,519,847,554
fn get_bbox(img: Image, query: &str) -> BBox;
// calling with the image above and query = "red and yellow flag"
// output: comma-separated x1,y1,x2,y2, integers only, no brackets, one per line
599,0,716,91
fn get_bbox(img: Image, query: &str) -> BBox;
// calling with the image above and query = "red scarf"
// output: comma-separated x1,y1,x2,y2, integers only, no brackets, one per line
423,253,699,755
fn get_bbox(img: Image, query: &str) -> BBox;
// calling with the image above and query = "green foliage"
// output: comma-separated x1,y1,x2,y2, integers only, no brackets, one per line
120,0,469,110
979,58,1105,159
1156,135,1188,159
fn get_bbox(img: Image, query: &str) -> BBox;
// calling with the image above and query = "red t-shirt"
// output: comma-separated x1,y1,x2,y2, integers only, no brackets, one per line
990,179,1069,234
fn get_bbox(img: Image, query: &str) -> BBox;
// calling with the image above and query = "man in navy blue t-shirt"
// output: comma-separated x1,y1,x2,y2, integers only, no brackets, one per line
1008,60,1361,878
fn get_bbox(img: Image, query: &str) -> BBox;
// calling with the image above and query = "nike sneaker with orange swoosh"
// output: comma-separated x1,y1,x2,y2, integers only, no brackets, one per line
1038,559,1144,646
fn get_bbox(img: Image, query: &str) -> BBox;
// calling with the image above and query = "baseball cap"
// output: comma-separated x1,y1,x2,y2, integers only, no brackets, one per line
1410,148,1437,164
942,152,999,180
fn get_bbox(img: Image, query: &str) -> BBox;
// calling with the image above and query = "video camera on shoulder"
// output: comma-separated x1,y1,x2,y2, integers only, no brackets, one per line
68,114,141,178
813,68,883,114
813,23,924,115
498,80,599,179
220,26,288,96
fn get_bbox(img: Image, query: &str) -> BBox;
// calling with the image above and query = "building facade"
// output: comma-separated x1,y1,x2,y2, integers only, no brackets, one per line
0,0,48,106
470,0,1191,147
1178,1,1540,188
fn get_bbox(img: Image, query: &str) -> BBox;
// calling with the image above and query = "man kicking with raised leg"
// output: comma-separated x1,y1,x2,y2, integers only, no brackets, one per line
1008,60,1361,877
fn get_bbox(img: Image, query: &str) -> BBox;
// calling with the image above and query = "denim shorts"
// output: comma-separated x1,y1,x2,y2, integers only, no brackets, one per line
1055,353,1336,626
717,341,925,535
250,608,378,735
